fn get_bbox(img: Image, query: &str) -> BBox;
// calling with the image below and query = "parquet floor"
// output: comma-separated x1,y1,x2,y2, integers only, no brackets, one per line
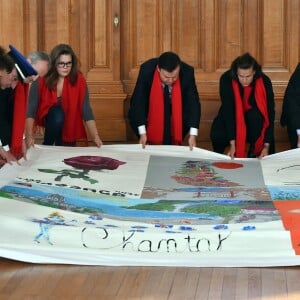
0,258,300,299
0,141,296,299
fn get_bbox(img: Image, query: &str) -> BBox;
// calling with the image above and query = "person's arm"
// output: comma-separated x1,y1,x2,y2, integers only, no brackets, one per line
226,139,236,159
85,120,103,147
180,64,200,150
297,129,300,148
82,87,102,147
184,66,201,128
257,142,270,159
0,143,17,165
254,74,275,159
217,72,238,158
25,118,35,148
25,80,39,148
263,75,275,146
219,72,237,141
186,81,200,150
281,64,300,129
137,126,147,148
128,62,154,138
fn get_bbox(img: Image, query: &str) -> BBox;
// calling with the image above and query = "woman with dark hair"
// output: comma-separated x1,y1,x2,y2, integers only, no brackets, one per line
26,44,102,147
210,52,275,159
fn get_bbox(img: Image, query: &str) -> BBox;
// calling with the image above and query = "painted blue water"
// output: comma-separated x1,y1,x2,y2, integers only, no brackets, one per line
1,183,221,220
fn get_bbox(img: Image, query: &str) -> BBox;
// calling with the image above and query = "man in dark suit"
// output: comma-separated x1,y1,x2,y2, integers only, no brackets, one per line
0,46,20,166
280,63,300,149
128,51,201,150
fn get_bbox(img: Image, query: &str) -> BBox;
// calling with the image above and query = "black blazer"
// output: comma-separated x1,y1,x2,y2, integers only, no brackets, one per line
128,58,201,137
280,63,300,131
213,70,275,144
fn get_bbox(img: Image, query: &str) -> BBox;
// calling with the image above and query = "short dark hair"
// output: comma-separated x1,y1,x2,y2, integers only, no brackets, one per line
0,46,14,73
158,51,181,72
230,52,262,80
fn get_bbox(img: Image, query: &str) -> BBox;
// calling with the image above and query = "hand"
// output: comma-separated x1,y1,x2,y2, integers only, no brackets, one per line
258,145,269,160
23,75,36,84
0,158,6,168
0,148,17,165
25,135,35,149
139,134,147,149
227,144,236,160
93,134,103,148
188,135,197,150
0,150,7,167
21,140,28,161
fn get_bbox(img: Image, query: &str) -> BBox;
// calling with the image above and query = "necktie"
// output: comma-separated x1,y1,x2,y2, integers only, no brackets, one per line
163,84,171,144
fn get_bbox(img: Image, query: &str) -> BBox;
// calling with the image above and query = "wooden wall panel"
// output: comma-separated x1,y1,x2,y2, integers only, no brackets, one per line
85,0,127,141
43,1,70,48
218,0,242,68
121,0,164,85
263,0,285,67
242,0,260,59
0,0,28,51
1,0,300,145
39,0,127,141
122,0,300,145
172,0,201,66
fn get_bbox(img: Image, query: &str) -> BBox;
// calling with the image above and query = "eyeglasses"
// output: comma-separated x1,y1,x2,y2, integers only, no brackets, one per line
57,61,72,68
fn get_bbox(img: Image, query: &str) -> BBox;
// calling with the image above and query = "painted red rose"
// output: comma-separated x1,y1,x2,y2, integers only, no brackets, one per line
63,156,126,170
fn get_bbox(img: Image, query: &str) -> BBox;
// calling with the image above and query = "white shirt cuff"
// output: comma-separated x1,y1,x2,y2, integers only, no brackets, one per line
137,126,198,136
0,139,10,151
297,129,300,135
189,127,198,136
0,145,9,151
138,125,146,135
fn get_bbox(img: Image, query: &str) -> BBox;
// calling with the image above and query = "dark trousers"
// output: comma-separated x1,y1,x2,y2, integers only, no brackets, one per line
210,109,274,157
43,105,64,146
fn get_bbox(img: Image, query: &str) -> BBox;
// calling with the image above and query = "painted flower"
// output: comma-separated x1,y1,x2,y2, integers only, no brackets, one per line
63,156,126,170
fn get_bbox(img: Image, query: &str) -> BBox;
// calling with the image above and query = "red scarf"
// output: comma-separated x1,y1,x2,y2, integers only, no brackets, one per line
10,82,28,158
232,77,269,157
242,86,252,112
36,73,87,143
147,68,182,145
